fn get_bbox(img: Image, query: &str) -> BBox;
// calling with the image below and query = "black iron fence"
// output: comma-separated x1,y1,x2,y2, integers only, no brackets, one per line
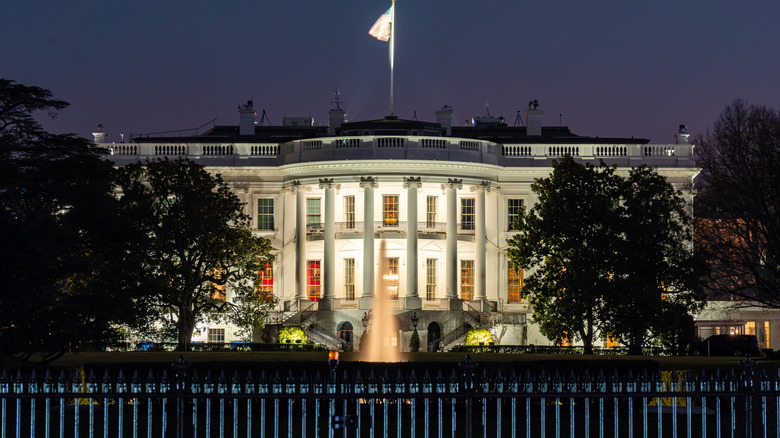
2,356,778,437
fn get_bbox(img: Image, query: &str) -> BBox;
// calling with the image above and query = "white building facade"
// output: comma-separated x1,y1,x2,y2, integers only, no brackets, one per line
99,100,723,352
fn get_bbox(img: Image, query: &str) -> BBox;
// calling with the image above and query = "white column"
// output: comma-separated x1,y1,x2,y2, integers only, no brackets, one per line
319,178,336,309
475,181,489,302
445,178,462,303
293,181,307,302
404,177,422,309
359,177,377,309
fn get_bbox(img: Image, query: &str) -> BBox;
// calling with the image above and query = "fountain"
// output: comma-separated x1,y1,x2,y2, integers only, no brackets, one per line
360,239,401,362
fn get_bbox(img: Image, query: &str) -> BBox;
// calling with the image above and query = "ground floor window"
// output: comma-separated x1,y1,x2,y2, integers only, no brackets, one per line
208,328,225,343
508,261,524,303
384,257,399,299
344,258,355,300
258,262,273,301
426,259,437,300
307,260,321,300
460,260,474,300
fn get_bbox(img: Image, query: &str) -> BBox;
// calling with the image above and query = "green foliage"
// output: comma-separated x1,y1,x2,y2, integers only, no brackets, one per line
115,158,274,348
464,328,493,346
0,79,142,361
409,329,420,352
278,326,308,344
507,156,705,355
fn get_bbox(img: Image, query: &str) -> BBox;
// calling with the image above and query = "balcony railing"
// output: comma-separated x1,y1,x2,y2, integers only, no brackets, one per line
305,221,466,237
105,136,694,168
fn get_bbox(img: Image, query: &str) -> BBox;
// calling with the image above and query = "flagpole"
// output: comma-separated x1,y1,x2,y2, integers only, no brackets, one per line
389,0,395,116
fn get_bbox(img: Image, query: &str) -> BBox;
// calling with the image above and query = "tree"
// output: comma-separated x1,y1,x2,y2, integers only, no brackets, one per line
0,79,142,361
508,156,705,355
115,158,274,349
695,99,780,308
409,329,420,352
507,156,621,354
604,167,706,354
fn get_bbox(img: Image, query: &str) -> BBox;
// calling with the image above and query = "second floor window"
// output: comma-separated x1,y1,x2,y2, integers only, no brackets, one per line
461,198,475,230
426,196,437,228
344,196,355,228
306,198,321,229
207,328,225,343
507,199,524,231
257,198,274,230
383,195,399,226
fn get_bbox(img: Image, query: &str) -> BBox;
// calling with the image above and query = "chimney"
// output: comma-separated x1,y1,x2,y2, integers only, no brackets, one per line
92,124,106,144
675,124,690,144
239,100,256,136
435,105,453,136
328,109,345,135
525,100,543,137
328,89,346,135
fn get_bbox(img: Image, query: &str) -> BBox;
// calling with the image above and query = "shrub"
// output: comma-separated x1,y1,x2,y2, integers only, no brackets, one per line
409,330,420,352
278,326,307,344
464,328,493,346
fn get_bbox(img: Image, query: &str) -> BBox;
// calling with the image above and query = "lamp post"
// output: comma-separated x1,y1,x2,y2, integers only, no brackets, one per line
411,312,419,329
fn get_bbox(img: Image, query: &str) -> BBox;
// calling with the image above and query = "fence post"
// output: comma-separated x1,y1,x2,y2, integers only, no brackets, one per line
460,355,478,438
172,355,190,438
740,356,756,438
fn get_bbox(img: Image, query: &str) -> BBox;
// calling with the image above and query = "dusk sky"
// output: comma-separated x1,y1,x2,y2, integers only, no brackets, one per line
3,1,779,144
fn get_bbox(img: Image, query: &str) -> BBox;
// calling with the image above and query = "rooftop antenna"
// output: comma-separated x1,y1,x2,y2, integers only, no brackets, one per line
332,88,343,111
514,110,525,127
412,110,417,121
559,114,563,126
485,100,491,117
258,109,270,126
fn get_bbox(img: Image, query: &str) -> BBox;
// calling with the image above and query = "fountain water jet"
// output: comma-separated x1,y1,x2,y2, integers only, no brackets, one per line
360,239,401,362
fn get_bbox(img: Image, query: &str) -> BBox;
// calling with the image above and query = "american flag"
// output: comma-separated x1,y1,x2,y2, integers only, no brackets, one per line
368,6,393,42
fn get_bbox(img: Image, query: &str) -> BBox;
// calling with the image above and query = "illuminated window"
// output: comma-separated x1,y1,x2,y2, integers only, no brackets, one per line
211,267,226,301
307,260,321,300
384,257,399,299
426,259,437,300
508,261,524,303
256,198,274,230
426,196,437,228
344,196,355,229
258,263,273,301
344,258,355,300
460,260,474,300
383,195,399,227
745,321,756,335
306,198,321,229
207,328,225,343
604,334,620,348
560,331,572,347
461,198,475,230
764,322,771,349
507,199,524,231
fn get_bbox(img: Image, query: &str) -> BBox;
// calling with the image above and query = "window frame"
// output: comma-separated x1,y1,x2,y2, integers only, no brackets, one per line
460,260,474,301
383,195,399,227
461,198,475,231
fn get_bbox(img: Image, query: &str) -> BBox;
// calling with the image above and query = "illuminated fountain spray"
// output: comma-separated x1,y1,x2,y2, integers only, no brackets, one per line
361,239,401,362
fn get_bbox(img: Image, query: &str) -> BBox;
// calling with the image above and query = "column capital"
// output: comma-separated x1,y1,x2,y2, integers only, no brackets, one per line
319,178,335,189
403,176,422,189
471,180,493,192
289,180,305,192
360,176,378,188
446,178,463,190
